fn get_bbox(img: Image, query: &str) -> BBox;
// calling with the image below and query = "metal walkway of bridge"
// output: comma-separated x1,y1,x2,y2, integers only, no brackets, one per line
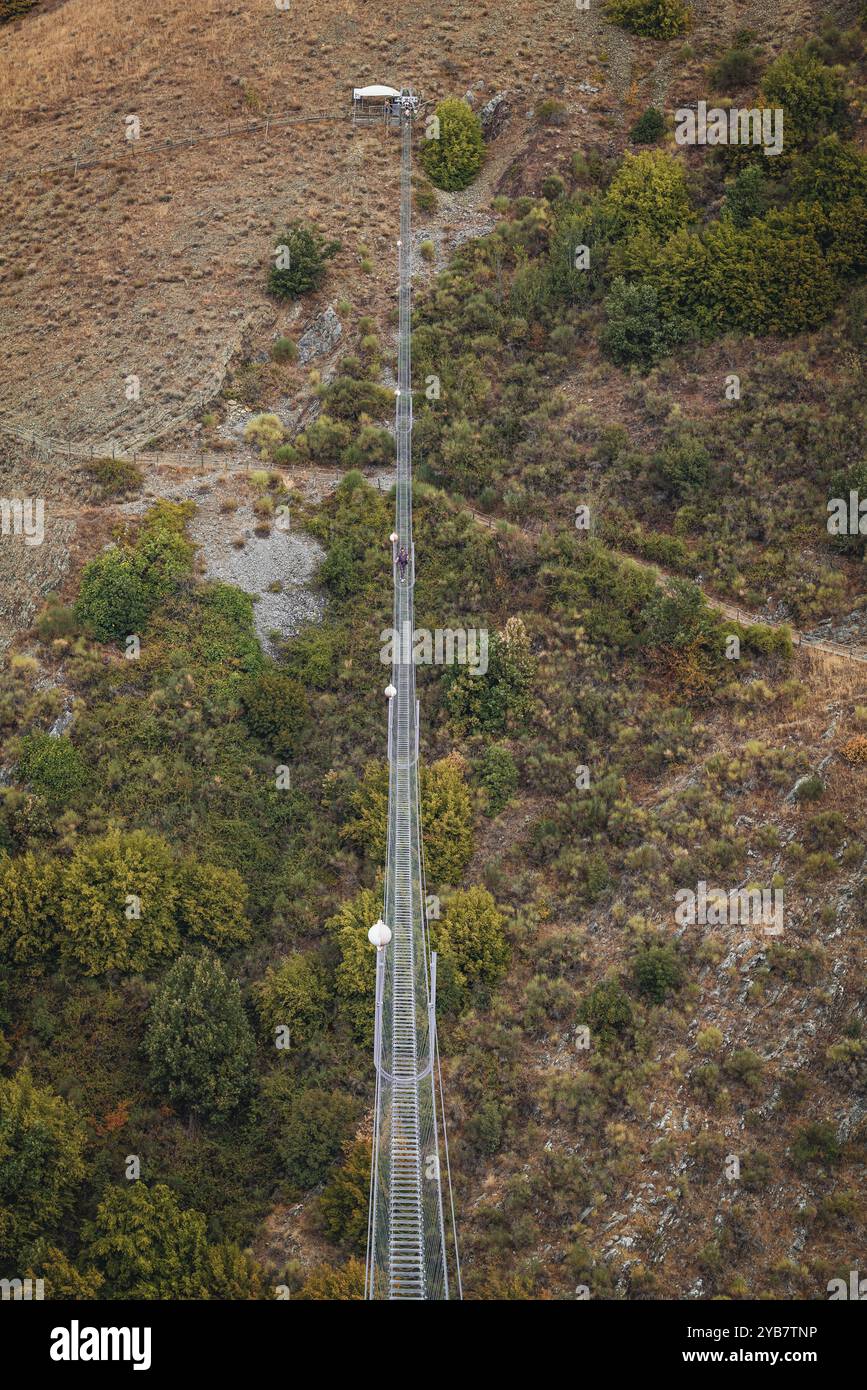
365,98,461,1303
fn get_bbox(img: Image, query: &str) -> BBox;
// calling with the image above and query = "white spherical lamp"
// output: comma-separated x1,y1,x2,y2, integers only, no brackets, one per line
384,683,396,699
368,919,392,949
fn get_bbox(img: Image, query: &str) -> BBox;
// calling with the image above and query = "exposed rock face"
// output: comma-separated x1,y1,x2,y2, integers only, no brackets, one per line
480,92,510,141
296,305,343,365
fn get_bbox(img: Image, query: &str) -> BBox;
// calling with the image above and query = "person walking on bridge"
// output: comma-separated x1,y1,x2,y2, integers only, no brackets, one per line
397,545,409,583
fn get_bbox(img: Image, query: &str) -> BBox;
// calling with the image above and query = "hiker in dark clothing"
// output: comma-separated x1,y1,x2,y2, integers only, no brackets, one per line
397,546,409,582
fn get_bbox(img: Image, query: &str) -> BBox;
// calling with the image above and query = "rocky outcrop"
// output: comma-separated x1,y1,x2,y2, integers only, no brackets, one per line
296,306,343,365
480,92,510,141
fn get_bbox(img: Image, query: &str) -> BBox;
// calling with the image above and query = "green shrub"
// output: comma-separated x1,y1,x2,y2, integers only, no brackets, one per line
479,743,519,816
605,0,691,40
257,952,330,1041
601,277,678,368
318,376,394,422
420,98,485,191
318,1140,371,1252
432,887,509,1006
240,670,308,756
710,46,761,93
326,887,379,1043
0,1071,86,1263
652,434,711,498
581,978,633,1047
74,504,194,643
790,1120,841,1169
271,336,298,362
85,1183,211,1299
445,616,535,736
175,861,252,948
630,108,666,144
74,546,150,643
602,150,694,239
17,733,88,805
0,852,63,964
244,412,286,459
760,47,850,144
536,98,567,126
86,456,143,499
723,164,770,228
421,754,475,883
541,173,567,201
281,1088,359,1189
267,223,340,299
631,944,683,1002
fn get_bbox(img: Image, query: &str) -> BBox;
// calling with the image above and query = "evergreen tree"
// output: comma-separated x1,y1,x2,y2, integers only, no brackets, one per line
0,1071,86,1265
61,829,179,976
420,98,485,191
85,1183,211,1299
143,952,256,1121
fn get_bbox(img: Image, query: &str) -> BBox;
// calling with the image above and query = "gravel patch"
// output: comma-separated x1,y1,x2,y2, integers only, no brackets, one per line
189,503,325,657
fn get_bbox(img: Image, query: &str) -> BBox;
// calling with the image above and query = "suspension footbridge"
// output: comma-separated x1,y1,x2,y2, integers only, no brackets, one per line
364,93,461,1302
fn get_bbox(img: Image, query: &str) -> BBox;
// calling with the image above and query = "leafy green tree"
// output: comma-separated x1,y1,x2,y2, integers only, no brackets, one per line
203,1242,268,1299
344,755,474,881
318,538,363,599
176,861,252,949
760,48,850,144
602,150,694,240
295,1257,365,1300
420,98,485,191
318,1139,371,1252
267,223,340,299
723,163,771,228
74,504,193,642
17,733,88,806
344,762,389,861
240,670,308,757
0,852,63,964
605,0,691,38
23,1242,103,1299
445,616,536,736
143,952,256,1121
281,1088,359,1189
326,887,379,1042
421,754,474,884
61,829,180,975
432,887,509,1006
600,276,678,368
85,1183,212,1298
257,951,330,1042
0,1071,86,1264
74,546,150,642
790,134,867,209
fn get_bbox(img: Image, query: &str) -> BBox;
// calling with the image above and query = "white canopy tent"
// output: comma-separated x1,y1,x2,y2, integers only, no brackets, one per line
353,84,401,101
